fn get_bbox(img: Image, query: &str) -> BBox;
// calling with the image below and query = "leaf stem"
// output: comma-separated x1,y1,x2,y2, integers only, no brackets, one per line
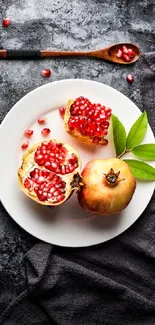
117,149,131,159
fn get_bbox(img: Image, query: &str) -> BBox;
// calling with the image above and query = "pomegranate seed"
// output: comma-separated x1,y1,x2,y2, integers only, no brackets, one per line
93,137,101,143
128,48,135,58
36,154,43,160
24,129,34,137
51,162,57,170
126,74,134,84
35,176,45,184
122,53,131,62
47,193,52,199
30,169,38,179
56,194,65,202
116,49,122,58
41,128,51,137
49,187,55,194
60,165,66,175
24,178,34,191
41,69,51,78
21,141,29,150
38,117,47,124
45,161,51,168
65,166,70,174
68,164,75,172
34,186,39,193
59,107,66,119
122,45,128,54
2,17,10,27
53,190,61,197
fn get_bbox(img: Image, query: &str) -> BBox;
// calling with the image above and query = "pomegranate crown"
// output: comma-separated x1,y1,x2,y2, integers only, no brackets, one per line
104,168,125,186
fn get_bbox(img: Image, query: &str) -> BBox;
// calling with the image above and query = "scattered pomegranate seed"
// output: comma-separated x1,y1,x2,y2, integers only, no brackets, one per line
21,141,29,150
2,17,10,27
41,69,51,78
122,45,128,54
122,53,130,62
38,117,47,124
24,129,34,137
59,107,66,119
116,49,122,58
41,128,51,137
126,74,134,84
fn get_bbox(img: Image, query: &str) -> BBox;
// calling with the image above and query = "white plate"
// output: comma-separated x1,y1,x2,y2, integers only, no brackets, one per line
0,79,154,247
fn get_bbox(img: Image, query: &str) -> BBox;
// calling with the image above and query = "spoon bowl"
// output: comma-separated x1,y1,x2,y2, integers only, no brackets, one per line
107,43,140,64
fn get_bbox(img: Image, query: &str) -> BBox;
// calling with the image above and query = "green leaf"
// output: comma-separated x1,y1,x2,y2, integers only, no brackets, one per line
124,159,155,180
112,114,126,156
132,144,155,161
126,111,148,150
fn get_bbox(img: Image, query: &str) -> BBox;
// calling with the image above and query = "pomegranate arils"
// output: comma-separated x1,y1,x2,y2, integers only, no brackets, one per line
41,128,51,137
38,117,47,124
21,141,29,150
24,167,67,203
116,49,122,58
116,45,136,62
122,45,128,54
41,69,51,78
24,178,34,191
34,141,78,175
68,97,112,143
24,129,34,137
2,17,10,27
59,107,66,119
128,48,135,58
126,74,134,84
122,53,130,62
93,136,101,143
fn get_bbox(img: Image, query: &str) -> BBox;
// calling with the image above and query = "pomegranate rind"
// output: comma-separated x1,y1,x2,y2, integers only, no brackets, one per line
78,158,136,216
64,100,108,145
18,139,81,206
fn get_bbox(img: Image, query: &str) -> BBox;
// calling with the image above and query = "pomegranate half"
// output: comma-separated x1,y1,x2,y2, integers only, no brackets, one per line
18,139,82,206
64,96,112,145
78,158,136,216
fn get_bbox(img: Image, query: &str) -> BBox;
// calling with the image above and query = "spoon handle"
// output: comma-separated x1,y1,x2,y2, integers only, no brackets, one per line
41,49,108,60
0,49,108,60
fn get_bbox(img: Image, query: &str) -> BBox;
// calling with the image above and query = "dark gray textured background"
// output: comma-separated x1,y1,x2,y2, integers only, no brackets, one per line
0,0,155,315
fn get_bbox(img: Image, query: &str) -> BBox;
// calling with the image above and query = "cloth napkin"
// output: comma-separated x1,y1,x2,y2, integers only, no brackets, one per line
0,53,155,325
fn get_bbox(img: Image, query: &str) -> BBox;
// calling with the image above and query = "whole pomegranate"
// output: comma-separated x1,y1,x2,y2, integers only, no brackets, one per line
64,96,112,145
78,158,136,216
18,139,82,206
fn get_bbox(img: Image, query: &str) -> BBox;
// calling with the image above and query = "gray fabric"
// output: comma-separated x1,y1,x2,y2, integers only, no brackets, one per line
0,51,155,324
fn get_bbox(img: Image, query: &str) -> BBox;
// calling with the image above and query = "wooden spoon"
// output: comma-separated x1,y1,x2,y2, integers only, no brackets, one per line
0,43,140,64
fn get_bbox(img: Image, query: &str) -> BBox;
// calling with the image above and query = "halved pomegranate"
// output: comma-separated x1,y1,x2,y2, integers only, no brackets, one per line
18,139,82,206
64,96,112,145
